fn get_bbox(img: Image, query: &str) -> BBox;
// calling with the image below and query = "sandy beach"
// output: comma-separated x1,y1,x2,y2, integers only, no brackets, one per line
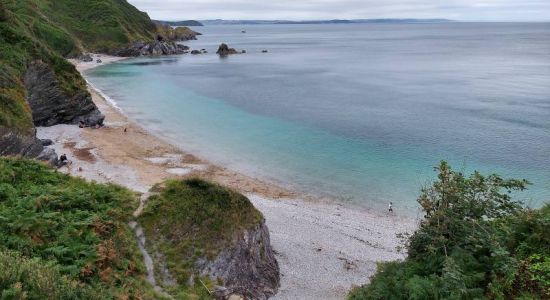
38,54,418,300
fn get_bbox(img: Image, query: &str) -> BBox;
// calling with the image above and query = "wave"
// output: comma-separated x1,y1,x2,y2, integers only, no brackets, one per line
84,78,126,115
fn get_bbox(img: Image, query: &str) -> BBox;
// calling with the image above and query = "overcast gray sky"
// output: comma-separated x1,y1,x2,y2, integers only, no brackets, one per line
128,0,550,22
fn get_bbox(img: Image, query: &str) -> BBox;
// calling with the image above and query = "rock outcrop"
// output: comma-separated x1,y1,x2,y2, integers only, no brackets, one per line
0,127,43,158
24,61,104,127
198,220,280,300
0,126,59,166
138,179,280,300
78,54,93,62
115,40,189,57
217,43,239,56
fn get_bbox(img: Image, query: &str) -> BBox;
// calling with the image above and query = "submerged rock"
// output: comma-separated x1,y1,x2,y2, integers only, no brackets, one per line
190,50,201,55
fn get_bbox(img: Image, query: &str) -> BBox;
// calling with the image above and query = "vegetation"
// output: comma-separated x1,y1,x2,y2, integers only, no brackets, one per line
0,0,186,136
0,158,162,299
349,161,549,300
139,178,263,298
0,249,99,299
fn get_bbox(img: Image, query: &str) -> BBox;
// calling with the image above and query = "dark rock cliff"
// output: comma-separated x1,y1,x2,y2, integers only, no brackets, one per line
0,126,43,158
198,220,280,300
24,61,104,127
115,40,189,57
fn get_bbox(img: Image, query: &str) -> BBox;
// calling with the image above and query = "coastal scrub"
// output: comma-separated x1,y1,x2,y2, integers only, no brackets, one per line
349,162,549,299
0,158,162,299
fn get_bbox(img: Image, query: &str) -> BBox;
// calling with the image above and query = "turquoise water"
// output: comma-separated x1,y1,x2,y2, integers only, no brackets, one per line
86,23,550,214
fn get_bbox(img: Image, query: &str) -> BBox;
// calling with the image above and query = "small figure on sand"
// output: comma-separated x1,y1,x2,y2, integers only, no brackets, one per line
79,120,85,128
58,154,68,168
388,202,393,213
124,128,127,133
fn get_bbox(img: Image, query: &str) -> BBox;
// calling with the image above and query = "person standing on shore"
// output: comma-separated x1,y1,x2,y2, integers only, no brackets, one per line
388,202,393,213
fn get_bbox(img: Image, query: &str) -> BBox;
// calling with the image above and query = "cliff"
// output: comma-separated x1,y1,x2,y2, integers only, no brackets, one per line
0,0,198,160
139,178,280,299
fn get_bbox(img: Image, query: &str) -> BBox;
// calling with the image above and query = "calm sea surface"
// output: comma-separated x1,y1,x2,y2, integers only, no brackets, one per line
86,23,550,215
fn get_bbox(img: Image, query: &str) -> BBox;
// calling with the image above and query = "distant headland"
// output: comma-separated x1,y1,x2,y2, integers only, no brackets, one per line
153,19,204,26
198,18,454,25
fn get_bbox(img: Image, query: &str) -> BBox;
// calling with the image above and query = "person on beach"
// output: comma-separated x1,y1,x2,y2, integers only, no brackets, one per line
388,202,393,213
58,154,68,168
79,120,85,128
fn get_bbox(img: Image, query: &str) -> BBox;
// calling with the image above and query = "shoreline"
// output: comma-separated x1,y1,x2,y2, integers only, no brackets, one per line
39,54,418,299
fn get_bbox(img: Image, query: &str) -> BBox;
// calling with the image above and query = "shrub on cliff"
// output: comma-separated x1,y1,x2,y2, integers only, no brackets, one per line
0,158,161,299
349,161,549,299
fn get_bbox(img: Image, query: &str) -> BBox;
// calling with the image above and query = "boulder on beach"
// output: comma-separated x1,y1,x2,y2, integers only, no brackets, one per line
216,43,238,56
79,54,93,62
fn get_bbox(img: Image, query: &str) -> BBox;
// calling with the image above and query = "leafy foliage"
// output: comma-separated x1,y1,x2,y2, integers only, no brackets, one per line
139,178,263,297
0,249,100,299
0,158,162,299
349,161,549,300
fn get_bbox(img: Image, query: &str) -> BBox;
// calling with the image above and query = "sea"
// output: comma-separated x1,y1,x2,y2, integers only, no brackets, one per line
85,22,550,215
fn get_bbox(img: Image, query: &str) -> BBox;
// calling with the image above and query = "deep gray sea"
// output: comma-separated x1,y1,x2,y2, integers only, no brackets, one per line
86,23,550,215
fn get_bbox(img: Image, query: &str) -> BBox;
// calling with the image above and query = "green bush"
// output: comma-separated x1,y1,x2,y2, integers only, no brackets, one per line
349,162,549,300
0,249,101,299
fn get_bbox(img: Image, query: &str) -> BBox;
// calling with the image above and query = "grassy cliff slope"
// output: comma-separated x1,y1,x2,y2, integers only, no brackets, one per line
0,158,164,298
0,0,159,133
0,0,194,152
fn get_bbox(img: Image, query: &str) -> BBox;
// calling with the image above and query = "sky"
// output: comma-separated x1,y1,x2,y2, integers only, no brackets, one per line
127,0,550,22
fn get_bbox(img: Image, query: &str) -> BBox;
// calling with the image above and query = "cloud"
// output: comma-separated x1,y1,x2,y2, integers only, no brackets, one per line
127,0,550,21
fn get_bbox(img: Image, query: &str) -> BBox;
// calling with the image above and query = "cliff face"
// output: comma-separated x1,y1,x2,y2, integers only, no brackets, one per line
115,40,189,57
0,126,43,158
198,220,280,299
24,61,104,126
139,179,281,299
